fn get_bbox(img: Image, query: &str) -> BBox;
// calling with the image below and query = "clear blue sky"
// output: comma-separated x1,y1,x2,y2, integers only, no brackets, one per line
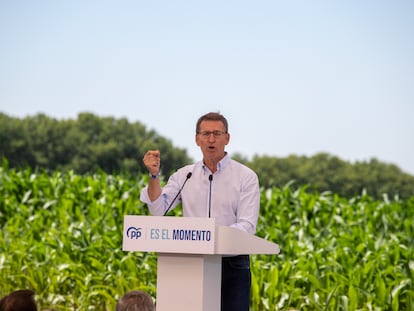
1,1,413,175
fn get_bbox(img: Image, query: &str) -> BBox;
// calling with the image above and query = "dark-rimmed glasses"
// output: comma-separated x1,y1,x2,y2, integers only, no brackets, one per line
197,131,227,138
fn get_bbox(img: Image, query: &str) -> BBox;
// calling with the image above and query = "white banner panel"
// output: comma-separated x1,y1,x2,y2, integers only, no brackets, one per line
122,215,216,254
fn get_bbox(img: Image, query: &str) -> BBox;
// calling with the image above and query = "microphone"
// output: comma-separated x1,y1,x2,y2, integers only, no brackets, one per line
163,172,192,216
208,174,213,217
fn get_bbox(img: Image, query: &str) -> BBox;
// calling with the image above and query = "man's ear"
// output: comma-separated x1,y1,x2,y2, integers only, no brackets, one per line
225,133,230,145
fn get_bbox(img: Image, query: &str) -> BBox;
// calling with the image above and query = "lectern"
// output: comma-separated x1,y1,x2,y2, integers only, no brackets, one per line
122,216,280,311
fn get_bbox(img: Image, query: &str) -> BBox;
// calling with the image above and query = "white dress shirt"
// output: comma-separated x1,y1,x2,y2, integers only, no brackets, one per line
140,154,260,234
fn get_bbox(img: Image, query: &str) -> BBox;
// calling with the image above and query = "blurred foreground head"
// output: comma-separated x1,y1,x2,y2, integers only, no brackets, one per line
0,290,37,311
116,290,155,311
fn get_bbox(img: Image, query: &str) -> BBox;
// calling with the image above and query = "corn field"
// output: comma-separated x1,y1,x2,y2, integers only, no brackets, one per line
0,166,413,310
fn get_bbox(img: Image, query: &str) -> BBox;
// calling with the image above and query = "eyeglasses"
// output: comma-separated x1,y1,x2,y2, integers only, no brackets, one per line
197,130,227,138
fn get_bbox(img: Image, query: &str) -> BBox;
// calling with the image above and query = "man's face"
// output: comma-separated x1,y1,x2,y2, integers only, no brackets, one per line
196,120,230,161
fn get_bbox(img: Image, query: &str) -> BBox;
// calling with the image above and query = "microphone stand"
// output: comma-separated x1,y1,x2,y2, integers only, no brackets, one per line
208,174,213,217
163,172,192,216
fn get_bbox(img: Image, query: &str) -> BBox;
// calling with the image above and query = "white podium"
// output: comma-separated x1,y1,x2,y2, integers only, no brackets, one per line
122,216,280,311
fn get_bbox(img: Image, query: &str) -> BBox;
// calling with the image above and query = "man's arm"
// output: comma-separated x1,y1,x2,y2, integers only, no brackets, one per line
231,172,260,234
147,177,162,202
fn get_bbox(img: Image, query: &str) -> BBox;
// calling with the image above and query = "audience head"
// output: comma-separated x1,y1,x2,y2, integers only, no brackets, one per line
0,290,37,311
116,290,155,311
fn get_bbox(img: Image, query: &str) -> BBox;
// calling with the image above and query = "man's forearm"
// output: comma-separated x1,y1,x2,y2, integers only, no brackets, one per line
147,179,162,202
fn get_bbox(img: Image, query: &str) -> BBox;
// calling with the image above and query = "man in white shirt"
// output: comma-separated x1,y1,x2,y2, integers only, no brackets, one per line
140,112,260,311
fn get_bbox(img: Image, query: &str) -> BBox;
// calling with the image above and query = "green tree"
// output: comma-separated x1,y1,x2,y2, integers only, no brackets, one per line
0,112,192,176
248,152,414,200
1,112,413,199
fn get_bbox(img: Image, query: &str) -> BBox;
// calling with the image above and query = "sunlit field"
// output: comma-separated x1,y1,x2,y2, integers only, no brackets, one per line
1,167,413,310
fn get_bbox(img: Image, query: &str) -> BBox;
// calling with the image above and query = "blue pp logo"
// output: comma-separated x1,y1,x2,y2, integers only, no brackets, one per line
126,227,142,239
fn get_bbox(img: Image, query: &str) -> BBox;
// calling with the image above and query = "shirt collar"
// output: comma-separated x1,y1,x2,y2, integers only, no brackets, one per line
200,152,230,174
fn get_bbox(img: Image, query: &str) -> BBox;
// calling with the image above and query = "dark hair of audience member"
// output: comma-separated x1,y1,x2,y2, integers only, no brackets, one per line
0,290,37,311
116,290,155,311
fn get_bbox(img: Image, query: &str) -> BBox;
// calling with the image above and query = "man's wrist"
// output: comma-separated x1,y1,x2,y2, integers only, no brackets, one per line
149,172,160,179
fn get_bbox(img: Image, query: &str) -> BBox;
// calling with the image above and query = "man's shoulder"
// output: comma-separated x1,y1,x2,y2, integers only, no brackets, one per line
175,163,198,175
229,158,257,176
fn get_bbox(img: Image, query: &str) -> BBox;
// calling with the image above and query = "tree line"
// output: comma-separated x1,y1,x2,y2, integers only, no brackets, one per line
1,112,413,199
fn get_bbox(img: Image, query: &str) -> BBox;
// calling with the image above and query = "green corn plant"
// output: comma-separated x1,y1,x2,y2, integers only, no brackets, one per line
1,165,413,310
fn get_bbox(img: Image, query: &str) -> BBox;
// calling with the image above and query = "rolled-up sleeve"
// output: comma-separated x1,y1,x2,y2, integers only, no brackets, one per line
140,187,167,216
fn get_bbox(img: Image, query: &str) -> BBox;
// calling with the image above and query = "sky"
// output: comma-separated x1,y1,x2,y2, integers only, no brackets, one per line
1,1,413,175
